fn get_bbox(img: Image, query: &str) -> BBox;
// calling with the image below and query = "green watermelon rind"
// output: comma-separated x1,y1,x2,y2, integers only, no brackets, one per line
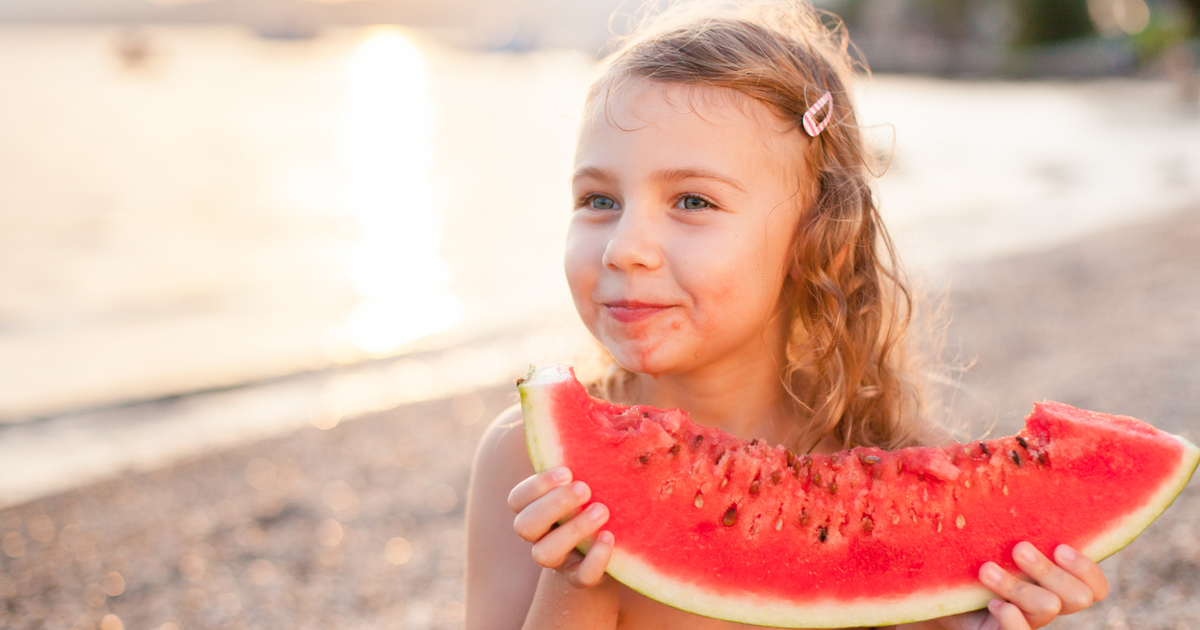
517,364,1200,628
607,551,992,627
518,364,568,473
1079,434,1200,562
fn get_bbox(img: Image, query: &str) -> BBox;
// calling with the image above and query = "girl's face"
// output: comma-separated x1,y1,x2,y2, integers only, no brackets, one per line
566,81,808,376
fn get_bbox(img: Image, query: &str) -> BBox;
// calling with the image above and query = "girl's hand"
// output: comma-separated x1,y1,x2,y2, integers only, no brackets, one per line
976,542,1108,629
508,466,615,588
906,541,1109,630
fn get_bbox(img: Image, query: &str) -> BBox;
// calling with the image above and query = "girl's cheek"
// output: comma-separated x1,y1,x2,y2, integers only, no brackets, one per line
564,227,603,318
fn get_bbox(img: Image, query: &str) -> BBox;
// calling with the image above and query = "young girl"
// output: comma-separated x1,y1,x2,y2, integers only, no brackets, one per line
464,1,1109,628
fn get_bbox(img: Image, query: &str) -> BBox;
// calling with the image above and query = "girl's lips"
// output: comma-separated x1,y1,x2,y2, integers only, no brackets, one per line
603,301,672,323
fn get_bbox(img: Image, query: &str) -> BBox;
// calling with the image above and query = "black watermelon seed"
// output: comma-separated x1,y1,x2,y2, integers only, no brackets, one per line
799,510,810,526
638,454,651,465
1015,436,1029,450
862,516,874,533
750,439,761,447
642,412,650,418
692,435,704,448
1010,451,1022,467
828,481,838,495
811,473,822,486
749,478,761,495
771,470,782,485
722,506,738,527
786,451,796,468
715,451,727,465
817,526,828,542
979,443,990,457
668,444,681,457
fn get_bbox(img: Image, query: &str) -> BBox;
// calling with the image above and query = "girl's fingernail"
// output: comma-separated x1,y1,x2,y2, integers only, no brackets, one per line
587,503,606,519
1015,542,1037,564
598,530,614,545
1056,544,1076,561
572,481,589,497
551,468,570,483
980,563,1002,584
988,598,1002,613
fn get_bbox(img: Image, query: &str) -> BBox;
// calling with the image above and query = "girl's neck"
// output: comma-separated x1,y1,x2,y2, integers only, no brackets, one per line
622,322,802,445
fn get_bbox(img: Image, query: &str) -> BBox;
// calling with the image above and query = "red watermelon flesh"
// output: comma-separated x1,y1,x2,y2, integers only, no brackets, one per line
518,364,1200,628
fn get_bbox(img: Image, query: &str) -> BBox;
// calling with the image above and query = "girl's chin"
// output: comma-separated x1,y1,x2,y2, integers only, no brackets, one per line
607,344,689,377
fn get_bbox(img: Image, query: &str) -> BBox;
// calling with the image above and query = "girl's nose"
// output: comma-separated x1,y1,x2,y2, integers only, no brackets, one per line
601,207,662,272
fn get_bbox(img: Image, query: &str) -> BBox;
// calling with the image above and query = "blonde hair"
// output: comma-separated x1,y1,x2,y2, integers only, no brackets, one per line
579,0,932,452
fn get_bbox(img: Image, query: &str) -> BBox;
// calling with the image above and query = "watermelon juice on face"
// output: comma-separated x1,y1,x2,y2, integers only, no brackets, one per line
463,2,1128,629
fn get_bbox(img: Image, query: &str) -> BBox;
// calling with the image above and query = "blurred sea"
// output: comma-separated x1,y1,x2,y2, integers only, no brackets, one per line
0,25,593,423
1,24,1199,504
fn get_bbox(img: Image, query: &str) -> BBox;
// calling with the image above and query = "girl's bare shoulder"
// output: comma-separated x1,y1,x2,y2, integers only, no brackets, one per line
472,403,534,483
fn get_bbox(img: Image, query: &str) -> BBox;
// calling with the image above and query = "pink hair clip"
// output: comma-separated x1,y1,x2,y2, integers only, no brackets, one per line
802,91,833,137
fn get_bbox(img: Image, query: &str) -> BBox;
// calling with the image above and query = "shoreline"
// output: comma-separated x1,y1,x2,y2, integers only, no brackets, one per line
0,315,589,510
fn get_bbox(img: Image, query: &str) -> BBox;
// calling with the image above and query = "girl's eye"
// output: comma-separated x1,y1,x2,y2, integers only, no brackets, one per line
582,195,617,211
677,195,712,211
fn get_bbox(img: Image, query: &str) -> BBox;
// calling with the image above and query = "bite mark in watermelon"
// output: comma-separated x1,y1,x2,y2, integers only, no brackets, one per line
517,364,1200,628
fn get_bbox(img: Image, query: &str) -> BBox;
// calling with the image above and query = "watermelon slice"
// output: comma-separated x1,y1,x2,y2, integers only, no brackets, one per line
518,364,1200,628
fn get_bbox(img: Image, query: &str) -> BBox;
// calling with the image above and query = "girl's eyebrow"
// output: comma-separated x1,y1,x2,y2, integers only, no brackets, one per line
653,168,747,193
571,167,747,193
570,166,614,185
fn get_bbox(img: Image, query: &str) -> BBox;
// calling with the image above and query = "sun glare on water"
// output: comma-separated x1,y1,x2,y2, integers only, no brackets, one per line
336,28,462,355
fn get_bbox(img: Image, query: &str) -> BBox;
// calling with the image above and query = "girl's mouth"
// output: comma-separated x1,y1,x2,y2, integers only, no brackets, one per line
603,301,672,323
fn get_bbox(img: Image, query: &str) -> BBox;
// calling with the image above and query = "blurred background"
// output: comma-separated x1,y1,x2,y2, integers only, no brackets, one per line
1,0,1199,628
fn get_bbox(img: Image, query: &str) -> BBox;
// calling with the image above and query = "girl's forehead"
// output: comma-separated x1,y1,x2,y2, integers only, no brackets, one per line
585,79,797,138
575,79,806,178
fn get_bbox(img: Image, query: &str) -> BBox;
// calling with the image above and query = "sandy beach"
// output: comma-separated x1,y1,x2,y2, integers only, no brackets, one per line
1,204,1198,629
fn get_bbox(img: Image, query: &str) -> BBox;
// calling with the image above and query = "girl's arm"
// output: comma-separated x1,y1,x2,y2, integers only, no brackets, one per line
465,408,542,629
894,542,1109,630
464,406,620,630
